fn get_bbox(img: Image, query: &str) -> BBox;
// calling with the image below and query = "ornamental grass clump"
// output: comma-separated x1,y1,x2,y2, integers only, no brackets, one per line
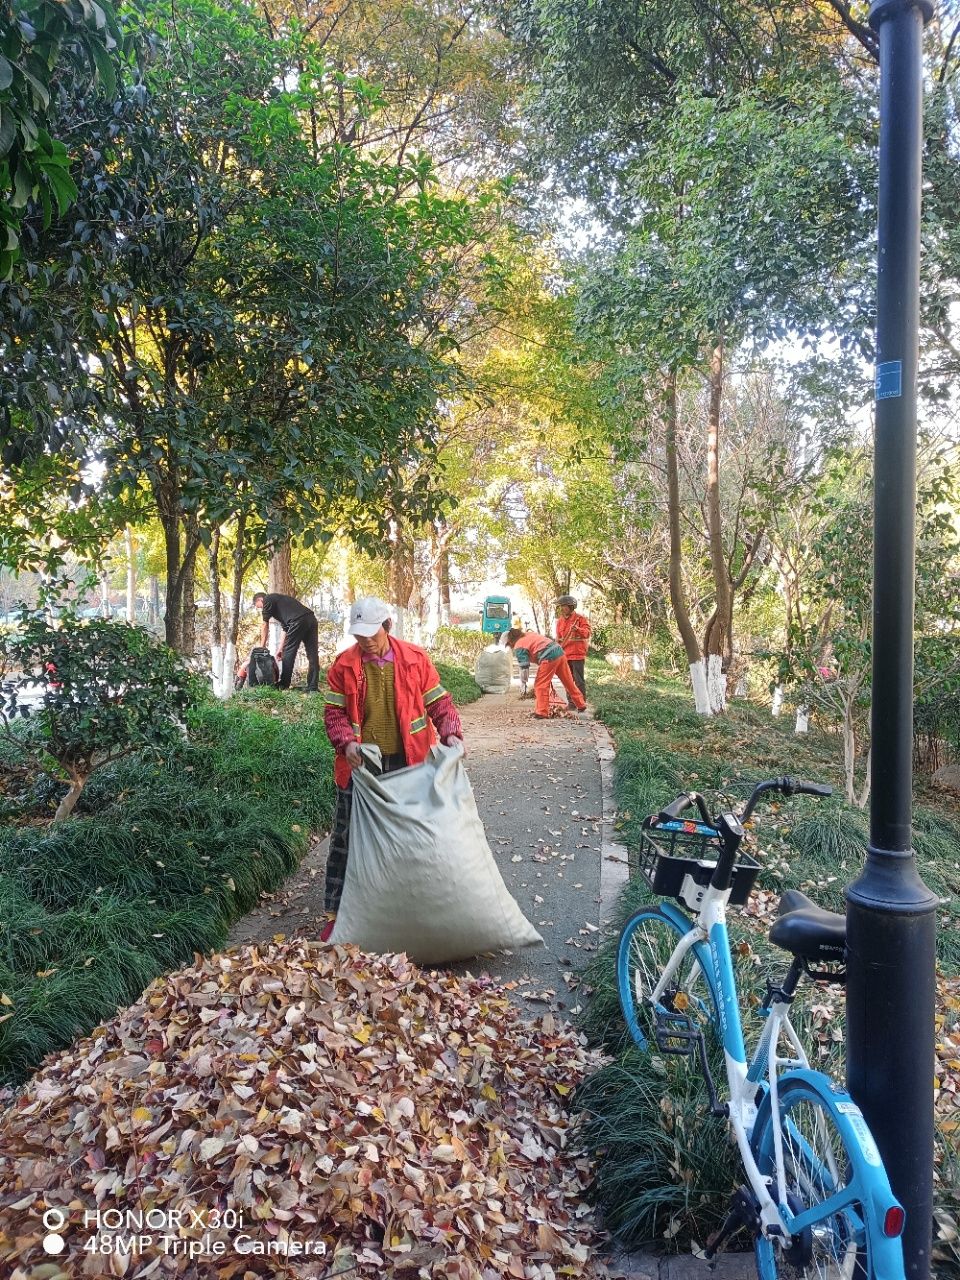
576,1048,739,1250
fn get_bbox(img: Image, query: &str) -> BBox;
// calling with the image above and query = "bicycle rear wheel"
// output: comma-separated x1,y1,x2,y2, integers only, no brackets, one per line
616,907,718,1055
751,1077,883,1280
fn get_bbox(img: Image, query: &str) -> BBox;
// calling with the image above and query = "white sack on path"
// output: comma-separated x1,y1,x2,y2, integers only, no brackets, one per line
475,645,513,694
329,743,542,964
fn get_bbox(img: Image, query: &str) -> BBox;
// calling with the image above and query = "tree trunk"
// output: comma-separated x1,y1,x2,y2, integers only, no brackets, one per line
180,531,197,657
663,370,709,715
702,338,730,715
842,700,857,806
388,518,416,641
209,528,223,692
149,576,161,629
857,747,872,810
439,545,452,625
268,536,294,595
53,772,86,823
161,514,183,650
99,566,111,618
125,526,136,623
223,513,247,698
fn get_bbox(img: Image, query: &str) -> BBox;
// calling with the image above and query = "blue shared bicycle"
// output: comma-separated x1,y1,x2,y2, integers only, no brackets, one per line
616,777,906,1279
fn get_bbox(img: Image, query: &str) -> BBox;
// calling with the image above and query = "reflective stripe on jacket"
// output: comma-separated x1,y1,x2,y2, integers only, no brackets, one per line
324,637,453,788
556,612,591,662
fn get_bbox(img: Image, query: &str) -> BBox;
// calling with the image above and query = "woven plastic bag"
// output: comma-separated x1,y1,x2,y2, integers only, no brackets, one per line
329,743,542,964
474,644,513,693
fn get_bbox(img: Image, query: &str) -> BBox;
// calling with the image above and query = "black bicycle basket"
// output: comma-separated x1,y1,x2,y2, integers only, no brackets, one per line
631,816,760,906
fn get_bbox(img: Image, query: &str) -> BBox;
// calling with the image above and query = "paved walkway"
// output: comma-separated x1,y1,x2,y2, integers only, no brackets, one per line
446,692,604,1008
226,688,754,1280
228,690,607,1014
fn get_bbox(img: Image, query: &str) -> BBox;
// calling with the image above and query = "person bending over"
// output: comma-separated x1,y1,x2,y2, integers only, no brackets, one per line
252,591,320,692
504,627,587,720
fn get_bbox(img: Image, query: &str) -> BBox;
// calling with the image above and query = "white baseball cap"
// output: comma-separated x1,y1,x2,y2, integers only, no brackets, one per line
348,596,392,637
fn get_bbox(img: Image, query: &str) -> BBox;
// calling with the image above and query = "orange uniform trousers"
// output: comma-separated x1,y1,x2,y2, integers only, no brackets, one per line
534,656,586,716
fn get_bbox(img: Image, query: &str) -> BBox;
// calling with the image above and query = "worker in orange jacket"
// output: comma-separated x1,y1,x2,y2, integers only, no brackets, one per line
555,595,591,705
321,596,463,935
504,628,587,719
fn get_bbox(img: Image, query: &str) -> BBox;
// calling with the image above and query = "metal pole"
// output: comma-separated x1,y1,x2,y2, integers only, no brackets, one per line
846,2,936,1277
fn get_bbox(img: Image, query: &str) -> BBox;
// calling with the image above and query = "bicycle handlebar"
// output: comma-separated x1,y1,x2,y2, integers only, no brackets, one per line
657,792,714,826
741,776,832,823
655,776,833,829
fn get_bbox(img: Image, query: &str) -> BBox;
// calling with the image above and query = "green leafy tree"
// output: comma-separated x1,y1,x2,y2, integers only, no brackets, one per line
0,0,124,278
778,445,960,806
0,614,194,821
1,0,491,655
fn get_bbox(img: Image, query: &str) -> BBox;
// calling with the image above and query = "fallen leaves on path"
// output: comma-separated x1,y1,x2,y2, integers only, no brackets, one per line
0,942,621,1280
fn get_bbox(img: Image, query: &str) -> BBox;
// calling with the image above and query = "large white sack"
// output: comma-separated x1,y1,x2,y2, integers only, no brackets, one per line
329,743,542,964
475,645,512,693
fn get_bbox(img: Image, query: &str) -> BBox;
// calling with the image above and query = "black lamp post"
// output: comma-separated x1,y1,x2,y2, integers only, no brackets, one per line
845,1,936,1277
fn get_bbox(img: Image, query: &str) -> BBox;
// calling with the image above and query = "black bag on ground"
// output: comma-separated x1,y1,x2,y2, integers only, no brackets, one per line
247,646,279,687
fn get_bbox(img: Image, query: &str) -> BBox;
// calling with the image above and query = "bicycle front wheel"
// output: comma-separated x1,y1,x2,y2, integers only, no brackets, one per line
751,1077,886,1280
616,907,718,1055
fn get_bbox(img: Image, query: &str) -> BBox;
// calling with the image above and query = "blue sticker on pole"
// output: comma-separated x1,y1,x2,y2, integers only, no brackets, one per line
875,360,903,400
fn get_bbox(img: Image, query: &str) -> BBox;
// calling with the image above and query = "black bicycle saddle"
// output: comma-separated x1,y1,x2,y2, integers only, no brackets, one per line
769,888,846,963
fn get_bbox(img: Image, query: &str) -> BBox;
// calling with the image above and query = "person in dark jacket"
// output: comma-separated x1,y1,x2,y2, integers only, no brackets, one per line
252,591,320,692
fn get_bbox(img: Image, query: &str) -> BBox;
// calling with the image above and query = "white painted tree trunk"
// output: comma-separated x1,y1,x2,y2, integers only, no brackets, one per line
211,643,223,690
706,653,726,714
795,707,809,734
690,659,712,716
219,641,237,699
735,674,749,698
394,606,407,641
125,526,136,622
771,685,784,717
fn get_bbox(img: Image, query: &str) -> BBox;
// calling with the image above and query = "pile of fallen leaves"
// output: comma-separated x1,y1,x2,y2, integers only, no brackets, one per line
0,942,618,1280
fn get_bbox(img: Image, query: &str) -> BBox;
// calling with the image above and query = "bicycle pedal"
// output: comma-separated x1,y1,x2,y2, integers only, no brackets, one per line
654,1008,700,1056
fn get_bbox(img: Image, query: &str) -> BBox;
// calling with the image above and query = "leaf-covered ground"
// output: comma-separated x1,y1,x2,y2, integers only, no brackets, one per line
0,942,621,1280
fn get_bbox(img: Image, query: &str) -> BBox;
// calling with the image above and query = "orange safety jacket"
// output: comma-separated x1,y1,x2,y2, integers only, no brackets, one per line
323,637,458,788
512,631,564,668
556,612,591,662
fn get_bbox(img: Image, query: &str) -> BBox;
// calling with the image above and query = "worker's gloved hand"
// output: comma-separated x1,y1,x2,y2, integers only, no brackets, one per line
344,742,363,769
443,735,463,748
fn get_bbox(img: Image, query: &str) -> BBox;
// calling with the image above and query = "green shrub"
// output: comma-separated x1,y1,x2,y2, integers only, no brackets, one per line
436,660,483,706
430,626,490,666
0,696,334,1085
0,614,196,821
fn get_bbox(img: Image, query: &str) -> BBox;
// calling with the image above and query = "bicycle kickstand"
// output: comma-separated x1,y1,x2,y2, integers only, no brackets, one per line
700,1187,759,1267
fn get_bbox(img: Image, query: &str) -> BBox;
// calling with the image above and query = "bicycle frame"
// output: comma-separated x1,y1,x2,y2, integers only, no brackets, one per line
626,777,906,1277
653,888,892,1255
